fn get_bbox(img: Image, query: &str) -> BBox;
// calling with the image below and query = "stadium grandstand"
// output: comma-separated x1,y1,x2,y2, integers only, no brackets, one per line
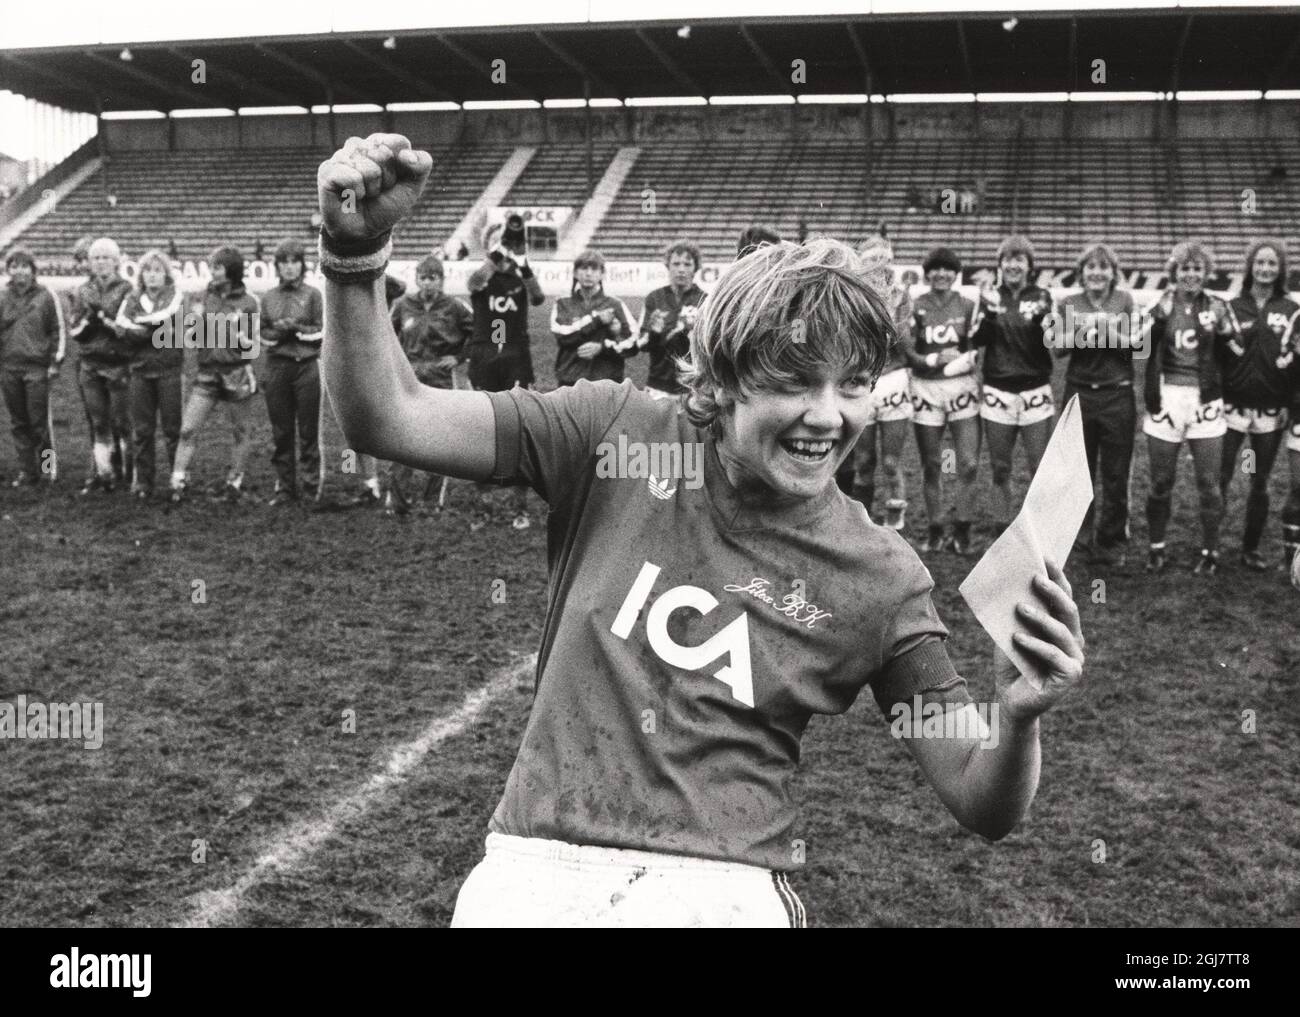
1,6,1299,275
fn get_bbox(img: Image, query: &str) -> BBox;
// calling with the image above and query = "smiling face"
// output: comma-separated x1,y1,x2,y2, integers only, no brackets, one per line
1175,258,1206,296
926,265,956,293
1000,253,1030,289
716,363,875,504
1082,256,1115,296
1251,246,1280,289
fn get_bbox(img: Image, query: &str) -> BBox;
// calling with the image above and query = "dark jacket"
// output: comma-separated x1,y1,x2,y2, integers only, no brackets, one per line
0,281,65,370
69,275,134,364
552,286,635,387
260,279,324,362
1143,289,1235,415
195,281,260,371
638,282,706,393
117,285,184,375
389,291,472,387
1222,294,1300,410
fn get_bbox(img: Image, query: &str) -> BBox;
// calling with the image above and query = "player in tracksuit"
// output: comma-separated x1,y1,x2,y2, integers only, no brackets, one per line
551,250,635,387
1219,239,1300,572
1142,240,1238,575
1287,348,1300,586
68,237,134,493
636,240,706,399
317,135,1086,928
973,236,1057,537
1056,242,1143,568
467,222,545,530
260,240,325,506
904,246,983,554
384,255,472,515
169,246,261,502
848,235,914,530
0,248,64,486
115,248,183,500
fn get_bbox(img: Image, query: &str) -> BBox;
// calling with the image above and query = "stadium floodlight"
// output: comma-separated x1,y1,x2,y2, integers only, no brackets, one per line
797,94,869,104
1175,90,1263,102
387,101,461,111
677,25,691,39
1265,89,1300,100
624,96,707,107
100,110,166,120
310,104,331,114
887,93,976,104
383,36,397,50
238,106,309,116
709,95,795,106
330,103,385,113
169,108,235,118
543,98,589,109
978,92,1070,103
588,98,623,107
119,48,132,61
1002,17,1018,31
462,100,542,110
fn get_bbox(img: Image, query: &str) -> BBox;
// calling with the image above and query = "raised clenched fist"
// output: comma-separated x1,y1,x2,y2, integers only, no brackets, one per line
317,134,433,243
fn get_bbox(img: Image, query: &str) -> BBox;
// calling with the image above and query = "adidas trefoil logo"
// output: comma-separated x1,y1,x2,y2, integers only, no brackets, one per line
648,475,677,500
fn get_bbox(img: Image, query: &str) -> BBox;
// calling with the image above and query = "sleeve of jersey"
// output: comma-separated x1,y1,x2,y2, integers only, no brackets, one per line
868,554,970,715
485,378,634,505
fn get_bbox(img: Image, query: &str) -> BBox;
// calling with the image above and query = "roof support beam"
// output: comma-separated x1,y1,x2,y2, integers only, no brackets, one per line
533,31,617,99
254,43,362,103
0,53,158,111
168,47,302,107
634,28,704,96
430,33,537,101
341,40,455,102
1264,22,1300,92
82,50,209,110
738,25,789,94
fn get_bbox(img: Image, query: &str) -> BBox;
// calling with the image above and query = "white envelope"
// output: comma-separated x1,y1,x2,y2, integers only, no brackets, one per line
959,394,1092,689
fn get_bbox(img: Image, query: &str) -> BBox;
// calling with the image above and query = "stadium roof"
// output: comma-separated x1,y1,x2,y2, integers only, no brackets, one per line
1,8,1298,114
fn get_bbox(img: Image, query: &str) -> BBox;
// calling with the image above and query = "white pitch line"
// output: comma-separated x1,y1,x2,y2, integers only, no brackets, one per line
178,653,536,928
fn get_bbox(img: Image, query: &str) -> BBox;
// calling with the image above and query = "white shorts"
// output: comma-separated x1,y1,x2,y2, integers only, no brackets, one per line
1143,383,1227,443
1224,402,1288,436
1288,417,1300,453
910,373,981,427
980,382,1055,427
451,832,804,928
865,367,914,425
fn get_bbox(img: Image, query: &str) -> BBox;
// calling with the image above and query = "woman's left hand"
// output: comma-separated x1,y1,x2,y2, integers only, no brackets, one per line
993,556,1085,722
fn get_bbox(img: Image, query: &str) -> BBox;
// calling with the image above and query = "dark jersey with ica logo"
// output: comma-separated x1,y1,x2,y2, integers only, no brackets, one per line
973,284,1056,392
910,290,979,380
482,379,967,870
469,270,532,355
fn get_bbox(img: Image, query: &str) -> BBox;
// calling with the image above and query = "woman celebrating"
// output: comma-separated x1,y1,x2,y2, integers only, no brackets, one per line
1142,241,1238,574
316,134,1085,928
116,248,183,500
904,246,983,554
974,236,1057,537
1220,239,1300,571
1057,243,1141,566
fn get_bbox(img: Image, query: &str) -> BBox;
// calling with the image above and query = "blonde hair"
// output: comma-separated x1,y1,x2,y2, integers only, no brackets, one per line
1167,240,1215,278
1075,242,1122,294
680,238,894,430
135,248,174,293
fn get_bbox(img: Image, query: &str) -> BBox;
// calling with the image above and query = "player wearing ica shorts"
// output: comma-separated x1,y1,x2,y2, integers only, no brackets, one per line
1056,243,1142,567
115,248,183,500
636,240,706,399
169,246,261,503
906,247,983,554
848,234,913,530
0,247,64,487
974,236,1057,538
317,134,1086,927
1219,239,1300,571
1142,241,1237,574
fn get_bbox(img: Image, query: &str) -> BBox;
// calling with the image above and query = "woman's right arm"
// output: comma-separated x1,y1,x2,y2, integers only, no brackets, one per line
318,134,496,481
